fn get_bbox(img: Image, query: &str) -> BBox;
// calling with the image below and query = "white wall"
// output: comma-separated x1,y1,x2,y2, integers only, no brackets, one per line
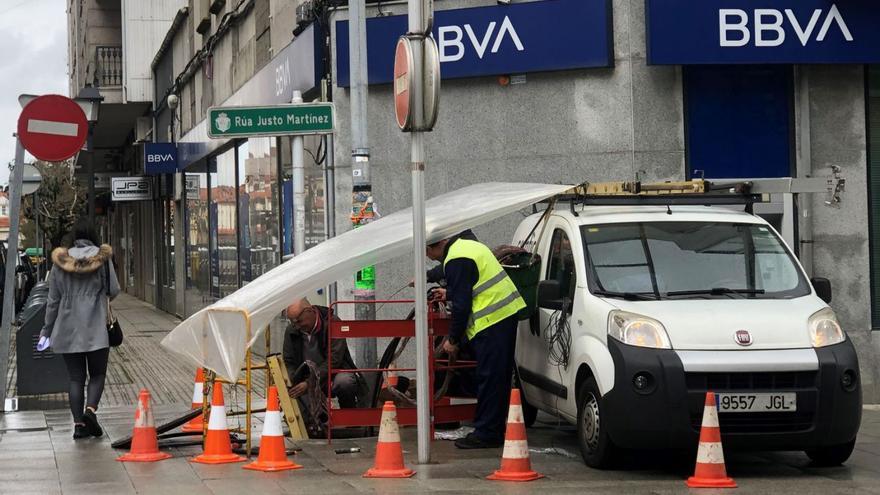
121,0,185,103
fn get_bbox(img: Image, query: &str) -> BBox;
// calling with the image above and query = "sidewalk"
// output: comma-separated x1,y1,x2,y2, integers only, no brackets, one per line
6,293,197,411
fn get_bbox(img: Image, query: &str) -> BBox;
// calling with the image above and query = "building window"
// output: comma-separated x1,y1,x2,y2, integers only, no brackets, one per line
867,66,880,329
211,146,238,300
683,65,794,179
237,138,280,285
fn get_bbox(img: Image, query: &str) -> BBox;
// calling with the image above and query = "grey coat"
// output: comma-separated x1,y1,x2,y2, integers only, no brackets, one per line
41,240,120,354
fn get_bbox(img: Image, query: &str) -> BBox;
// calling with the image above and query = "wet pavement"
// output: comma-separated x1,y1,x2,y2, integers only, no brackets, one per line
3,293,880,494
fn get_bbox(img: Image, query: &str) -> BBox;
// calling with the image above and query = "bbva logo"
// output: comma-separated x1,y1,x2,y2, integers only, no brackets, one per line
146,153,175,163
437,16,524,63
720,4,853,47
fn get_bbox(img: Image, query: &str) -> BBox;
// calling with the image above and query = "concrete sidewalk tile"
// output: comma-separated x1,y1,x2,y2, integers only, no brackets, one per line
129,482,214,495
203,477,284,495
59,481,136,495
0,479,61,494
0,412,47,430
276,477,358,495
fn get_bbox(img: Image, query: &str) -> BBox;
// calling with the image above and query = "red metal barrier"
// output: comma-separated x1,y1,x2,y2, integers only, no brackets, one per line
326,300,477,441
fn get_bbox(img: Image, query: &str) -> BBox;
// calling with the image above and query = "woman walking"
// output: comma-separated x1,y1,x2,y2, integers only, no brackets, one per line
41,220,119,439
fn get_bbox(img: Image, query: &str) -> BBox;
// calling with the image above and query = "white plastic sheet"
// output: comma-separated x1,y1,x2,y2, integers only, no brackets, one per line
161,182,571,380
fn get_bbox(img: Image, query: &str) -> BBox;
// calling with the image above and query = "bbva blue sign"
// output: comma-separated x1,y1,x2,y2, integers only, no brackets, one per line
144,142,178,175
336,0,612,87
646,0,880,64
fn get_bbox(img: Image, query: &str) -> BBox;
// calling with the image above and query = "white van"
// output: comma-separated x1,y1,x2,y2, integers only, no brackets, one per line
511,200,861,468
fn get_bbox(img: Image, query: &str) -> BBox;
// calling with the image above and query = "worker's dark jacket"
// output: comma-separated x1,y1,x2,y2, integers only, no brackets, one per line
282,305,357,386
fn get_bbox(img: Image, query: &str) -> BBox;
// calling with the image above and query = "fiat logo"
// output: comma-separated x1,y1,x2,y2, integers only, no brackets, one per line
735,330,752,346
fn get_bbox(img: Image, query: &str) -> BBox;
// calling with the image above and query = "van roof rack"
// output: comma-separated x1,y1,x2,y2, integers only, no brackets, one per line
544,173,845,214
549,180,762,212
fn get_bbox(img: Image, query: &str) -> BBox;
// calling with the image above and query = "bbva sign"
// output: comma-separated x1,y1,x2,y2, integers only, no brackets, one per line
646,0,880,65
719,5,851,47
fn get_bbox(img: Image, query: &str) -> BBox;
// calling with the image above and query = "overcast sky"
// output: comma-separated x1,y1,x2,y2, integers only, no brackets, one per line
0,0,68,185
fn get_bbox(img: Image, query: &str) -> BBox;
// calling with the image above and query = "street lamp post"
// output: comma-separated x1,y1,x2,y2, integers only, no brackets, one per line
76,86,103,224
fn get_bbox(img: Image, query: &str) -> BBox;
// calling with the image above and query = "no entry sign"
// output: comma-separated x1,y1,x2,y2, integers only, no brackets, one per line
394,37,414,131
17,94,89,162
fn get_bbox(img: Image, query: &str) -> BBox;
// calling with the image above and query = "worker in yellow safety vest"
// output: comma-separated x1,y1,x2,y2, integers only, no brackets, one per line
426,232,526,449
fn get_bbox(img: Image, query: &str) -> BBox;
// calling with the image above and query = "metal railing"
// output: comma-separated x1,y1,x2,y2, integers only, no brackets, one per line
94,46,122,87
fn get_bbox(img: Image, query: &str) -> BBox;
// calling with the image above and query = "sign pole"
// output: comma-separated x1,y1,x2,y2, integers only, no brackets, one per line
292,91,306,256
0,138,26,411
409,0,431,464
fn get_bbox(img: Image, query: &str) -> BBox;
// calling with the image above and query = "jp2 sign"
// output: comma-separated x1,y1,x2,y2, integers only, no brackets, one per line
646,0,880,64
336,0,612,86
111,177,152,202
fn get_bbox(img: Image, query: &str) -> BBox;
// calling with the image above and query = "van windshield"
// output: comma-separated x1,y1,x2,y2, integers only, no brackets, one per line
581,222,810,300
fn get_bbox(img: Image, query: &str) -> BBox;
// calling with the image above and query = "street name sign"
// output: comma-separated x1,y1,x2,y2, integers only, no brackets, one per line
207,103,335,139
17,94,88,162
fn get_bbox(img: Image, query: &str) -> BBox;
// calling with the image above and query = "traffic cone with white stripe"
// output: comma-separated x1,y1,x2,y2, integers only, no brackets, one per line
487,388,543,482
181,368,205,433
243,385,302,472
191,384,245,464
686,392,737,488
363,401,415,478
117,389,172,462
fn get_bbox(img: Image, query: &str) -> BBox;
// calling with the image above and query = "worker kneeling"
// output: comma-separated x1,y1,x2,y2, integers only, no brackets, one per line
426,234,526,449
283,298,367,437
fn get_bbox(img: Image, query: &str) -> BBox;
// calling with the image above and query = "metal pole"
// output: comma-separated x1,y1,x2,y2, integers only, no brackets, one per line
325,134,337,304
292,90,306,256
349,0,377,369
0,139,26,411
408,0,431,464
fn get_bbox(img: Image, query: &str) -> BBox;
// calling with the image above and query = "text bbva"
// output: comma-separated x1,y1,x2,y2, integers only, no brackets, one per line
146,153,175,163
720,4,852,47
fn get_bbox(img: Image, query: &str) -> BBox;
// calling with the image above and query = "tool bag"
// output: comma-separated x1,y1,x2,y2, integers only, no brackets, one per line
493,245,542,320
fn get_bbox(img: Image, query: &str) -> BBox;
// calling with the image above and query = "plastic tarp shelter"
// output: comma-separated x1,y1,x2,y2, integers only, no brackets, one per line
161,182,571,381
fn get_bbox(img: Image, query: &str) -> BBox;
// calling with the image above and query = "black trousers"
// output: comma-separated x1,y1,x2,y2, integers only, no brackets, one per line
468,316,518,442
61,348,110,423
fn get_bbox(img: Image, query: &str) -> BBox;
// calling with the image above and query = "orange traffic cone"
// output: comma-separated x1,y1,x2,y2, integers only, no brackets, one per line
687,392,737,488
243,386,302,472
487,388,543,482
363,401,415,478
182,368,206,433
117,389,172,462
191,384,245,464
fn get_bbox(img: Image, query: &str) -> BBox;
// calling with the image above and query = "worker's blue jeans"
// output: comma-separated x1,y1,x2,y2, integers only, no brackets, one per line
468,316,518,442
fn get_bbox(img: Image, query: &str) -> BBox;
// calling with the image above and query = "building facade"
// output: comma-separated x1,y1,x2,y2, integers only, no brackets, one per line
68,0,880,401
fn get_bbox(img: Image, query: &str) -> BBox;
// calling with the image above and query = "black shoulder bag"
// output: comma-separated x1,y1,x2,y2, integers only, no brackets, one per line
105,261,123,347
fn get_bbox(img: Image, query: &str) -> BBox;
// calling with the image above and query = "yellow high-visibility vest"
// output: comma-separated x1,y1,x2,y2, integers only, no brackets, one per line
444,239,526,340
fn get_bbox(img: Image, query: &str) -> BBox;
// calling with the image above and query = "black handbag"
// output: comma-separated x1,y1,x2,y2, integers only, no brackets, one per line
105,262,123,347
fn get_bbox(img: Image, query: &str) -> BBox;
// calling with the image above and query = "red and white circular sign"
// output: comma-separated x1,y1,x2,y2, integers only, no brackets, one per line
17,94,89,162
394,37,414,131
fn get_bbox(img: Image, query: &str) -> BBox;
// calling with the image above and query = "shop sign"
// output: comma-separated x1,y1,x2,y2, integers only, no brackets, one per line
144,143,178,175
185,174,201,198
111,177,152,202
646,0,880,64
335,0,613,86
207,103,335,139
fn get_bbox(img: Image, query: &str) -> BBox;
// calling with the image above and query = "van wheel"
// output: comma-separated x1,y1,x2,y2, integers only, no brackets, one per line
577,377,616,469
805,440,856,466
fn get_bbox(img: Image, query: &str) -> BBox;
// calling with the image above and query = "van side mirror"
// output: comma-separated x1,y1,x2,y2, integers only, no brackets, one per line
811,277,832,304
537,280,563,311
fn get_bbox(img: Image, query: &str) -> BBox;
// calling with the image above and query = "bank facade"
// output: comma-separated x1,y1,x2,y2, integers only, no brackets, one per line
71,0,880,401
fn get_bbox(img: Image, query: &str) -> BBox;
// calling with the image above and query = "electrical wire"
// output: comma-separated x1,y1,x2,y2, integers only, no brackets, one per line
543,299,572,369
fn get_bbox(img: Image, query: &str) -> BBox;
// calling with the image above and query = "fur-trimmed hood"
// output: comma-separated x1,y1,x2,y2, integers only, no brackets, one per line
52,243,113,274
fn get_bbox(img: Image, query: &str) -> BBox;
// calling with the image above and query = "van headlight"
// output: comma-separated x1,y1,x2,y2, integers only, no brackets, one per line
608,311,671,349
808,308,845,348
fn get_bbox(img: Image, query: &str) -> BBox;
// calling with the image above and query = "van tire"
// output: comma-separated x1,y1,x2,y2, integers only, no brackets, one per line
576,377,616,469
805,440,856,466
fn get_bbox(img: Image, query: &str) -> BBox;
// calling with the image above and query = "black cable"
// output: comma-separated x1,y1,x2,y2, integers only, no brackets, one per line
544,299,572,369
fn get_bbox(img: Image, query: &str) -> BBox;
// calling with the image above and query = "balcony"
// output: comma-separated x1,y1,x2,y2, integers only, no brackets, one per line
95,45,123,88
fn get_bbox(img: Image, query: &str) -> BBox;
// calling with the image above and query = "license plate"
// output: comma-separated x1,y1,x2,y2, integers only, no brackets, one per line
715,393,796,413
